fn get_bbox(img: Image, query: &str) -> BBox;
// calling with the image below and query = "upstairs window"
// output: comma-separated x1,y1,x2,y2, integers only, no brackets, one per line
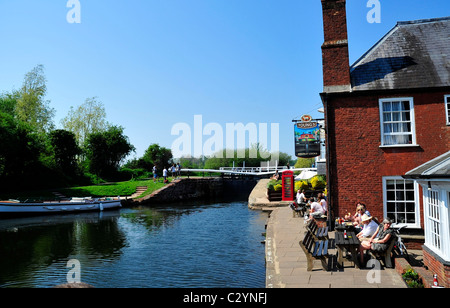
379,98,416,146
446,95,450,125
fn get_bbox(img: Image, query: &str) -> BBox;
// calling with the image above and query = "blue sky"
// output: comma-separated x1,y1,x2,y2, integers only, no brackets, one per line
0,0,449,161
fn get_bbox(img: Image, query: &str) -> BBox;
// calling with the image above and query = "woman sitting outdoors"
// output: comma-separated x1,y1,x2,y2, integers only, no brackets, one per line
359,218,394,266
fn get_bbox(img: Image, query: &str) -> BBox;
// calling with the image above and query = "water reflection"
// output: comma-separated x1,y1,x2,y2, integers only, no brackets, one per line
0,212,126,287
0,201,267,288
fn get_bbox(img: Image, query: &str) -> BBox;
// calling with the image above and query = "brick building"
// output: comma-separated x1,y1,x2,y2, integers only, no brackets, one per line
319,0,450,286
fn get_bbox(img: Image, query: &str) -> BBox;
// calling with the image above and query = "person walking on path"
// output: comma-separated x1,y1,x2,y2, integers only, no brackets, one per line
153,165,158,183
176,163,181,178
163,167,168,183
170,164,176,179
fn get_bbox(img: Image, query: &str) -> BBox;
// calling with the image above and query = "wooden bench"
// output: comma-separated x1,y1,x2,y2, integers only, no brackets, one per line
307,219,329,240
299,229,329,271
368,233,397,268
289,203,302,217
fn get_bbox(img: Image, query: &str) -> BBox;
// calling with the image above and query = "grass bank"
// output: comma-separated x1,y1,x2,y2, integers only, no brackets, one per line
1,179,169,200
60,179,167,198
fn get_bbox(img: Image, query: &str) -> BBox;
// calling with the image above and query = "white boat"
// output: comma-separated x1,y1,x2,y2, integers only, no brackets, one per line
0,197,122,217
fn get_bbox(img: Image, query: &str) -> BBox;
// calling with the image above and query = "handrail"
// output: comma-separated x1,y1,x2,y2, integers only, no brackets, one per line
180,167,317,176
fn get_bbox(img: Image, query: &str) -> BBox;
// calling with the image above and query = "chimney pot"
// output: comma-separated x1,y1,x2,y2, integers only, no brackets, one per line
321,0,351,92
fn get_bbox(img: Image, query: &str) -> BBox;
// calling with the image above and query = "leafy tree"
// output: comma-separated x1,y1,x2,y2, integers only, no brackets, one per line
0,91,19,116
15,65,55,133
0,112,42,187
61,97,108,146
141,144,173,172
49,129,82,174
202,145,292,169
294,157,315,169
178,156,206,169
84,125,135,178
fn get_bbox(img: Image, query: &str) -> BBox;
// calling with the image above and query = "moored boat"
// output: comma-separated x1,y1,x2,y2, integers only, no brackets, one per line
0,197,122,217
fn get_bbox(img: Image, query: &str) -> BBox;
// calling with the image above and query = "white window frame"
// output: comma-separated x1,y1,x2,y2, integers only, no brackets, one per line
445,95,450,125
379,97,417,147
423,188,450,262
382,176,421,228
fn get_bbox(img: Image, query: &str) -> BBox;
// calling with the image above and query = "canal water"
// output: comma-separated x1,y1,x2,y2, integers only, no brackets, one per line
0,201,268,288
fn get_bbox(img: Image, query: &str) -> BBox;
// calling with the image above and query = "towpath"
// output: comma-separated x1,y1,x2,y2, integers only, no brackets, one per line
249,179,406,288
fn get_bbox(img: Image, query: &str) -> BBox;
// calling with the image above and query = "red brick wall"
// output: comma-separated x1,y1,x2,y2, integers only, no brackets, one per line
321,0,351,88
423,246,450,288
325,89,450,222
322,44,351,88
321,0,348,42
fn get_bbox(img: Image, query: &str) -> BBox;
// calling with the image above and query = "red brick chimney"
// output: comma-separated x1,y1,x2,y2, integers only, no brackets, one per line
321,0,351,92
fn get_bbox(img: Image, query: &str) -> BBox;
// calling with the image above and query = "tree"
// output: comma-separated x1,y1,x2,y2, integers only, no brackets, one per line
202,145,292,169
49,129,82,174
84,125,135,178
294,157,315,169
141,144,173,172
0,112,42,186
0,91,19,116
15,65,55,133
61,97,108,146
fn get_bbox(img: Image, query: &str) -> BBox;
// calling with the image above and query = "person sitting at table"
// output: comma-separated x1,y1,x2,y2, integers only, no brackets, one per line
309,197,326,219
346,203,371,231
359,218,394,265
356,214,379,241
296,189,308,205
318,193,327,216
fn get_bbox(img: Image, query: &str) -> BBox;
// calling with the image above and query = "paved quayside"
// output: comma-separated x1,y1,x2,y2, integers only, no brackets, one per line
264,206,407,288
248,179,406,288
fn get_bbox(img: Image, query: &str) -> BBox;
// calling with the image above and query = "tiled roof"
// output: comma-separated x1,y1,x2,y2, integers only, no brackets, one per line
404,151,450,179
350,17,450,91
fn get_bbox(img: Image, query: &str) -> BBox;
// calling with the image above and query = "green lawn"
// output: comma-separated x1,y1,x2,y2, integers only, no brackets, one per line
1,179,169,201
60,179,167,198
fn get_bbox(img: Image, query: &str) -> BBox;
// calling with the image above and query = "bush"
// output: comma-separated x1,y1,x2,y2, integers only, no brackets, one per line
274,184,282,192
310,175,326,190
267,179,281,191
402,268,424,288
295,180,309,191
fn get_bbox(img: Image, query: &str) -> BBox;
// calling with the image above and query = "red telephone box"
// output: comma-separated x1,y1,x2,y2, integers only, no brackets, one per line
282,170,295,201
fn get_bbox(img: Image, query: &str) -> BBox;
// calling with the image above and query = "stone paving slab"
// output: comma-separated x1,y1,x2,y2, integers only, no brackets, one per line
265,207,407,288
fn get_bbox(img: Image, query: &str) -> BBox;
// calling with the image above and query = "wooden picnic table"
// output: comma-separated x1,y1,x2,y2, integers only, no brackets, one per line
335,230,361,268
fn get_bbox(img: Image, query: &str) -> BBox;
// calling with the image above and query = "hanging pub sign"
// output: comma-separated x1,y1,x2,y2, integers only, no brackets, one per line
294,117,321,158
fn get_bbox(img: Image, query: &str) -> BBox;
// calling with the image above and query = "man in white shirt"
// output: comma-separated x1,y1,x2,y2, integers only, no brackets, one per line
296,189,307,205
310,198,325,217
357,214,379,240
163,167,168,182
